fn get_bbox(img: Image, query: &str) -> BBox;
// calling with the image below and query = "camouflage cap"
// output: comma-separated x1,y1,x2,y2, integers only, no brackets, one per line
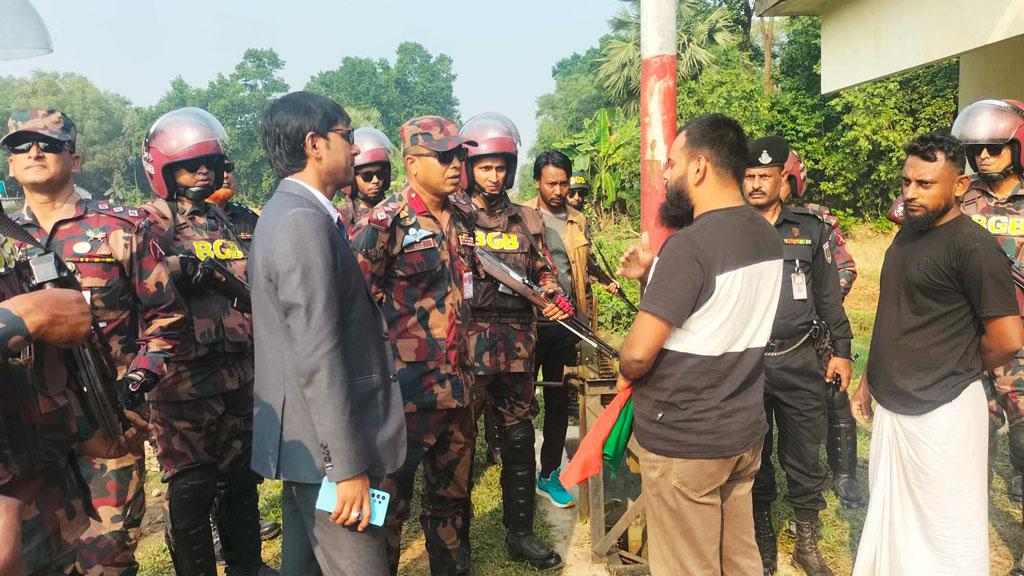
0,109,77,147
400,115,477,153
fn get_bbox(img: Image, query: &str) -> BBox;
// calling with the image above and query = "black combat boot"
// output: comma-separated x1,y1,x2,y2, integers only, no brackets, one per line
502,423,563,571
793,518,833,576
827,401,863,509
753,502,777,576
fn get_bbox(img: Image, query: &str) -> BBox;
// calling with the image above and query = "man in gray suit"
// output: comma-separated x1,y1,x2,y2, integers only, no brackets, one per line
250,91,406,576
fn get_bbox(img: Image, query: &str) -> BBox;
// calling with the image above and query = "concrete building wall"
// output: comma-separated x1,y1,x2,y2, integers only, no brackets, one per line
761,0,1024,94
959,34,1024,108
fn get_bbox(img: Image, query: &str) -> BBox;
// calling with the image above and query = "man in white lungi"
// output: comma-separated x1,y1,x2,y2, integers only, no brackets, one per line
851,132,1024,575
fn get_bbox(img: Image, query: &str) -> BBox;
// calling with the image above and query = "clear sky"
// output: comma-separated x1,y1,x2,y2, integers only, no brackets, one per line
3,0,621,155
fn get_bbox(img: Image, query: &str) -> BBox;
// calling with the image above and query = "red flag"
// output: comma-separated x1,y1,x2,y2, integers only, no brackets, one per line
559,388,633,490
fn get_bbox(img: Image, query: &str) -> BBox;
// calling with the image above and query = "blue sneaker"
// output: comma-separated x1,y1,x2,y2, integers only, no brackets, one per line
536,468,575,508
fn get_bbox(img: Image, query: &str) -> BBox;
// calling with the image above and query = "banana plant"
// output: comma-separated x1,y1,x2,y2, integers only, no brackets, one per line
557,108,638,214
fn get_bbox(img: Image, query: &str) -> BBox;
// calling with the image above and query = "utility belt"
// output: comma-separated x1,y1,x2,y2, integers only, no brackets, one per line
764,320,832,359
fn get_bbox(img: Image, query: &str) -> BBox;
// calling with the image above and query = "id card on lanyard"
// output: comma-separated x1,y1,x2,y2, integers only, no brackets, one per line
791,260,807,300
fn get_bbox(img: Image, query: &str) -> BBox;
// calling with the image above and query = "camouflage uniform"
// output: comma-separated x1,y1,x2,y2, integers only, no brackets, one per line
960,179,1024,477
13,197,189,576
0,233,93,576
338,196,370,234
803,204,857,298
466,193,557,535
351,184,477,575
140,196,264,575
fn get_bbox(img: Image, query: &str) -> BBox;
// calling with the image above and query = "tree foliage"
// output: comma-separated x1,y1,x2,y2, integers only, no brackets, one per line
305,42,459,142
534,8,959,220
0,72,137,199
597,0,739,109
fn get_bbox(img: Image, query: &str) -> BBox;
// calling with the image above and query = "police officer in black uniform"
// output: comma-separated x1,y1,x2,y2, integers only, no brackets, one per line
743,136,853,576
209,161,259,252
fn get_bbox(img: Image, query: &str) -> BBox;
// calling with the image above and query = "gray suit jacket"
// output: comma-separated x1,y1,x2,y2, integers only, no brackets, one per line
250,178,405,484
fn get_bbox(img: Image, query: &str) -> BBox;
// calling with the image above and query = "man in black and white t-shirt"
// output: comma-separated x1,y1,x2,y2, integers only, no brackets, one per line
616,114,783,576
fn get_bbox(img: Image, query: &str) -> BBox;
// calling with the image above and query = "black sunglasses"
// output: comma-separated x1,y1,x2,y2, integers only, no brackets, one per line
967,143,1006,157
178,156,223,173
6,139,70,155
357,169,386,183
327,127,355,146
410,147,467,165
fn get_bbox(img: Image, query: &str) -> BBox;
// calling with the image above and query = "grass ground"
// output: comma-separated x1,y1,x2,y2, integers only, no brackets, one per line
135,220,1024,575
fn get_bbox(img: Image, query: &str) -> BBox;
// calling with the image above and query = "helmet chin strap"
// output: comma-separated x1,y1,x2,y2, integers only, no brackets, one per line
978,165,1017,182
179,185,214,203
476,185,508,208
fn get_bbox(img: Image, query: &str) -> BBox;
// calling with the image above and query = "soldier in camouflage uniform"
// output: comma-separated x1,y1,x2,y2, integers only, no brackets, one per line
206,162,281,548
351,116,478,576
951,99,1024,575
457,113,566,571
4,109,190,575
138,108,275,576
339,127,394,231
777,148,863,509
0,229,137,575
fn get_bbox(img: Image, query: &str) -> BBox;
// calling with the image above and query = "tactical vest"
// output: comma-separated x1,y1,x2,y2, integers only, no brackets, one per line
960,180,1024,262
142,198,252,355
470,199,545,322
0,234,84,485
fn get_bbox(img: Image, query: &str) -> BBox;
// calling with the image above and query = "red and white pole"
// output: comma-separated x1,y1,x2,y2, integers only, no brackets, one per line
639,0,677,253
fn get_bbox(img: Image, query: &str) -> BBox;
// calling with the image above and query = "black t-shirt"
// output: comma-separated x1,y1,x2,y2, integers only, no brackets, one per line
635,205,783,459
867,214,1019,415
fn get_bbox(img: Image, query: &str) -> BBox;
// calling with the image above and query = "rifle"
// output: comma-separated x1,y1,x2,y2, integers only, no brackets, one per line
172,250,251,313
473,248,619,359
18,248,126,438
0,211,127,438
591,245,638,314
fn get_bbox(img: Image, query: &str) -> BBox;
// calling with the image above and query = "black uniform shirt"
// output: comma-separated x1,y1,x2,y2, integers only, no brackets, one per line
771,205,852,358
222,202,259,251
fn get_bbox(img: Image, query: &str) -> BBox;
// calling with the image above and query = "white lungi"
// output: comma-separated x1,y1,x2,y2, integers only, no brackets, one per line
853,380,989,576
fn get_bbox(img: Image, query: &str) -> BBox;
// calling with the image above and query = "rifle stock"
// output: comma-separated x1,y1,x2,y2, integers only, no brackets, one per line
474,248,619,359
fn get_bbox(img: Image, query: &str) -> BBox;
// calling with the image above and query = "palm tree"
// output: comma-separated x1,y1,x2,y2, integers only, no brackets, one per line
597,0,739,109
346,105,385,130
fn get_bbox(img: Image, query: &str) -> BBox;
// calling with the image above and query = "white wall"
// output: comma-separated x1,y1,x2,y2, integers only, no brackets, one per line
959,35,1024,108
817,0,1024,93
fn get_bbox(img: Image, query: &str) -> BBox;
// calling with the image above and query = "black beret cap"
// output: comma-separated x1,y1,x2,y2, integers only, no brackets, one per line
747,136,790,168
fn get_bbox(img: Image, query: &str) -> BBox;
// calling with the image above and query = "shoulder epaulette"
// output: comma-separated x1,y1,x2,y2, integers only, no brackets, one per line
88,200,145,224
367,198,404,231
227,201,259,217
789,206,822,220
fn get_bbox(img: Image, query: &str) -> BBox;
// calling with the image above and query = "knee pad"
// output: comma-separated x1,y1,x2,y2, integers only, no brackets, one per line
501,421,536,468
1009,427,1024,472
167,466,217,530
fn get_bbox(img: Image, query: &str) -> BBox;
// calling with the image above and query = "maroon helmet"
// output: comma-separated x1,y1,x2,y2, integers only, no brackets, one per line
952,99,1024,176
784,150,807,198
459,112,521,190
142,107,227,199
